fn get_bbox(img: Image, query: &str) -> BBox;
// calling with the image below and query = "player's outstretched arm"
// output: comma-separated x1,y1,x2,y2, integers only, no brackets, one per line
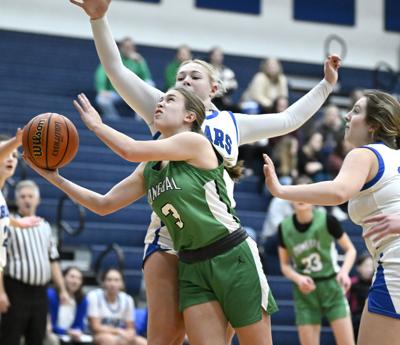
236,55,341,145
70,0,162,132
24,153,146,216
0,129,22,163
263,148,373,206
73,93,214,165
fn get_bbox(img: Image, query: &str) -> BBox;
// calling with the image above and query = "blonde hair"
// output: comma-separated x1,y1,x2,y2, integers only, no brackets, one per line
179,59,225,97
15,179,40,199
364,90,400,149
274,136,298,177
171,86,244,180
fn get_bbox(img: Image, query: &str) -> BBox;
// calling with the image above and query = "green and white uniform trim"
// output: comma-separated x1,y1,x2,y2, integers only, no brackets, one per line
144,159,239,251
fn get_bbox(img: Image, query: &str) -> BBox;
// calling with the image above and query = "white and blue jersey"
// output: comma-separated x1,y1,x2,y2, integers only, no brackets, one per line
87,288,134,328
0,190,10,271
348,143,400,319
143,110,239,262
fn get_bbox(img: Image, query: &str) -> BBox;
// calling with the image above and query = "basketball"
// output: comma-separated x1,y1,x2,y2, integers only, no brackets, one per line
22,113,79,170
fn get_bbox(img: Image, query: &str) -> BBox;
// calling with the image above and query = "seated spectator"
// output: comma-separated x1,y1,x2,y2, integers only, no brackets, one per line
164,45,192,90
87,268,147,345
95,37,154,119
46,266,92,345
260,196,293,245
349,88,364,110
348,252,374,340
241,57,288,113
327,137,352,178
314,104,344,155
208,46,238,111
272,135,299,185
297,132,328,182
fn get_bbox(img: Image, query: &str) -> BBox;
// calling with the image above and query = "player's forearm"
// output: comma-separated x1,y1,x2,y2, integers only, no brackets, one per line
51,262,67,293
281,263,303,284
237,79,333,144
92,123,138,162
340,245,357,275
277,181,348,206
0,137,19,162
48,175,109,215
90,17,162,129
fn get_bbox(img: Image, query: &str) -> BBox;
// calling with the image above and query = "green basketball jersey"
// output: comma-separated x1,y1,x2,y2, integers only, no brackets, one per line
281,210,340,278
143,159,240,251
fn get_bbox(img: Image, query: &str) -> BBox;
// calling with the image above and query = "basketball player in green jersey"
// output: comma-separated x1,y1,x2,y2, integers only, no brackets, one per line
25,87,277,345
277,176,356,345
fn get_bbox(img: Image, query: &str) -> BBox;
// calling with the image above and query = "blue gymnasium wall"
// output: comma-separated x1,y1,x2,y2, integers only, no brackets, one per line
293,0,355,26
196,0,261,15
1,0,399,69
385,0,400,32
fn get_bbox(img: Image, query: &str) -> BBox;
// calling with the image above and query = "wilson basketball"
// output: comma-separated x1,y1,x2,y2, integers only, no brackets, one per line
23,113,79,170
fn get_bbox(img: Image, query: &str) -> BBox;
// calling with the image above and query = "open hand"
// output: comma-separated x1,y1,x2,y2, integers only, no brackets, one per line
363,214,400,242
73,93,103,132
14,216,42,228
324,54,342,86
23,153,60,183
263,153,282,197
69,0,111,20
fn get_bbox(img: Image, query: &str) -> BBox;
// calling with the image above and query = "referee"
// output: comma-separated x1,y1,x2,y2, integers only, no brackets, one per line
0,180,69,345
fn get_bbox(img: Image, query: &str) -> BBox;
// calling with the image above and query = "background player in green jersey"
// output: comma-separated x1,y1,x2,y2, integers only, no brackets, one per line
26,87,277,345
277,176,356,345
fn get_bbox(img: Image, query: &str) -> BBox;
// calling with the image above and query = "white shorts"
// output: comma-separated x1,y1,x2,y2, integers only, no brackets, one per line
368,238,400,319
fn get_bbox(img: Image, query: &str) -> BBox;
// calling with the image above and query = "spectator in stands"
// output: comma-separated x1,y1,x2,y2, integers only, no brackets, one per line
272,135,299,185
327,137,352,179
314,104,345,155
349,88,364,110
46,266,92,345
207,46,238,111
297,132,328,182
87,268,147,345
348,252,374,340
0,179,68,345
277,175,356,345
95,37,154,119
241,57,288,113
164,45,192,91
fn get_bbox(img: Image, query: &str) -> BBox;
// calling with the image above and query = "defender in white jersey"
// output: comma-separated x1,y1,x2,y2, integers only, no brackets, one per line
70,1,341,344
0,133,41,277
264,90,400,345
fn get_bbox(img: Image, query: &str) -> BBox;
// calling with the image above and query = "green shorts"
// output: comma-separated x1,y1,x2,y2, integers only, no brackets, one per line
293,276,350,325
178,238,278,328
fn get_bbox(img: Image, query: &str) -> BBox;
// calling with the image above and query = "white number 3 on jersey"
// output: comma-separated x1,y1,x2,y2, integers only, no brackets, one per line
161,203,184,229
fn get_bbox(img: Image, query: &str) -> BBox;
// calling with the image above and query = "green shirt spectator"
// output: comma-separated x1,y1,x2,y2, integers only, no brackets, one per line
164,45,191,90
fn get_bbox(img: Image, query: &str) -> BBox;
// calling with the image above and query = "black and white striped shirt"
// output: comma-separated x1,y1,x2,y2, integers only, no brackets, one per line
5,214,59,286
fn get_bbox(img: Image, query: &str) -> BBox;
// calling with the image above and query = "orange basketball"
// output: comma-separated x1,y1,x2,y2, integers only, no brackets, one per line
23,113,79,169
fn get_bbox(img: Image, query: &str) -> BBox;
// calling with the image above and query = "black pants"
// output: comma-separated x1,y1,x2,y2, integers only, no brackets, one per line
0,277,47,345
